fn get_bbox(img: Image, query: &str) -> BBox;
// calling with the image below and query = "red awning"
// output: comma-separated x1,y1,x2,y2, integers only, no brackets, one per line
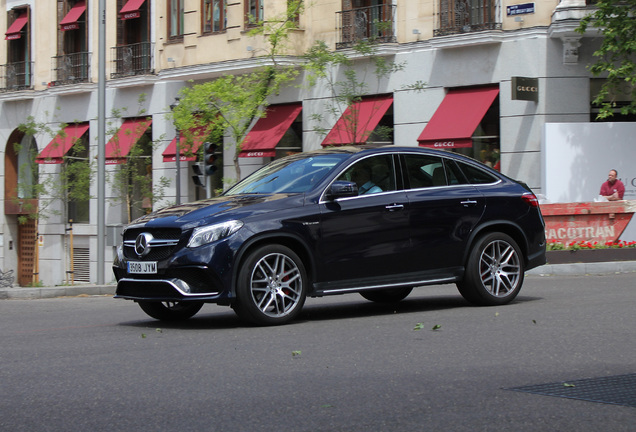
417,86,499,149
162,126,208,162
105,118,152,165
60,1,87,31
321,95,393,146
120,0,146,19
5,13,28,40
239,103,302,158
36,123,90,164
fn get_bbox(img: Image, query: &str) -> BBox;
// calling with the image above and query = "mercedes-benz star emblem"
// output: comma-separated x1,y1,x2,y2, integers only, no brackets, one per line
135,233,154,257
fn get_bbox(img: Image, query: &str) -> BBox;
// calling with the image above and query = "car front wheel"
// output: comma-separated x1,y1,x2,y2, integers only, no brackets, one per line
234,244,307,326
137,301,204,321
457,233,524,306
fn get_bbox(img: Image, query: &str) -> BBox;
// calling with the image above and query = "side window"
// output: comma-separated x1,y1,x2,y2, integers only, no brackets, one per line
445,159,469,185
456,160,499,184
337,154,395,195
402,154,446,189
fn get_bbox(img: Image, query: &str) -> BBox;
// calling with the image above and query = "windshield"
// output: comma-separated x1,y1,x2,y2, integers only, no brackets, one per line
224,154,348,195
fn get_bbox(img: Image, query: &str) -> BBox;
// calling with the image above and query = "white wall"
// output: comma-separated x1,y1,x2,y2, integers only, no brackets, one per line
543,122,636,241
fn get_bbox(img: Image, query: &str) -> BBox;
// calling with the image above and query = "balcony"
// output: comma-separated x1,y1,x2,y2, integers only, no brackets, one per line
434,0,501,37
52,52,91,86
0,61,33,92
111,42,153,79
336,4,396,50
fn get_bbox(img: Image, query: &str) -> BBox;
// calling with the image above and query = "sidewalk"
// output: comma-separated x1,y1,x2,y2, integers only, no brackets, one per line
1,261,635,300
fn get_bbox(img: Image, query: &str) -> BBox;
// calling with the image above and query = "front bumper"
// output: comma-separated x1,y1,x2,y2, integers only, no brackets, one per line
115,277,225,302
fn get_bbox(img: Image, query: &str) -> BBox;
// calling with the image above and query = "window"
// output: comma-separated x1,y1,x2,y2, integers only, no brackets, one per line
114,0,152,78
5,7,32,90
245,0,264,27
435,0,501,37
336,0,396,49
337,155,396,195
65,132,90,223
455,161,498,184
288,0,302,26
590,78,636,122
203,0,226,33
452,95,500,170
127,132,153,221
55,0,90,85
168,0,184,38
16,134,38,199
401,154,446,189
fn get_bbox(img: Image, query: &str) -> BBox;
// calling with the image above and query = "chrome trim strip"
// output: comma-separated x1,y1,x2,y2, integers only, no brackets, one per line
321,276,457,295
118,278,219,297
123,239,179,247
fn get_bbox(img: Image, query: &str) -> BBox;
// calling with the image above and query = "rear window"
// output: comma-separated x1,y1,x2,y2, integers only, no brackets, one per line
456,161,499,184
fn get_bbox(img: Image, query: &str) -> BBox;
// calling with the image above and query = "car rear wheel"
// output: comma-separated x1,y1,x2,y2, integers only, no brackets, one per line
360,287,413,303
457,233,524,306
137,301,204,321
234,245,307,326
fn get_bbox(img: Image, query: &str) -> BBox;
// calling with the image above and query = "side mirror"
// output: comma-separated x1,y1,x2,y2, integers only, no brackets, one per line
327,181,358,200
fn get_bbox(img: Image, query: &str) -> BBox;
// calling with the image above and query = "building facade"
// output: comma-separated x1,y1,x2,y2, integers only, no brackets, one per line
0,0,622,286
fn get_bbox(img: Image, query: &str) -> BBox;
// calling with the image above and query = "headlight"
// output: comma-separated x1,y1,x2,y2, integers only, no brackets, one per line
187,220,244,248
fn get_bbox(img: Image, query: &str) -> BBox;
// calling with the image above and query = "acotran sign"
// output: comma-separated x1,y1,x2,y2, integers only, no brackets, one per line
541,201,636,244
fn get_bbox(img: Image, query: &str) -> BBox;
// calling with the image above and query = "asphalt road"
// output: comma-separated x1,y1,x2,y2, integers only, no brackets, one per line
1,274,635,431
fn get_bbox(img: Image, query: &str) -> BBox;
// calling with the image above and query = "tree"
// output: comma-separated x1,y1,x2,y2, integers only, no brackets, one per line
304,38,425,144
107,95,171,223
173,0,304,182
16,116,94,225
577,0,636,119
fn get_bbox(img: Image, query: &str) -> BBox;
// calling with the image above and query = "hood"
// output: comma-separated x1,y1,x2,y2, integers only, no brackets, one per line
128,193,302,229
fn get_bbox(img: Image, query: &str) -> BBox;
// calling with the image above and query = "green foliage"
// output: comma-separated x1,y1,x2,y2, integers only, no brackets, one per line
173,0,304,182
107,94,171,222
577,0,636,119
304,39,424,145
16,115,94,224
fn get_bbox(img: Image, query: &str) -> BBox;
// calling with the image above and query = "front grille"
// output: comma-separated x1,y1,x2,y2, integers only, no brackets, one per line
123,228,184,260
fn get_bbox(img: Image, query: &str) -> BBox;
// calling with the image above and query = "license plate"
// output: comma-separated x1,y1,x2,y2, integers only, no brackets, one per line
127,261,157,274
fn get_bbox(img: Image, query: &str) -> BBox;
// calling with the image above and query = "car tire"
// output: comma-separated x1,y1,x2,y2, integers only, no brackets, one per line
457,232,524,306
360,287,413,303
137,301,204,321
234,244,307,326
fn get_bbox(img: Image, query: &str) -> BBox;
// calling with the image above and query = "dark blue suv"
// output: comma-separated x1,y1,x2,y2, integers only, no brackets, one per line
113,146,546,325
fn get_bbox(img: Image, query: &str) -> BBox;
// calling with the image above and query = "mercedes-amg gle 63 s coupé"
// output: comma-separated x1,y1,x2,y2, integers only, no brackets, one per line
113,146,546,325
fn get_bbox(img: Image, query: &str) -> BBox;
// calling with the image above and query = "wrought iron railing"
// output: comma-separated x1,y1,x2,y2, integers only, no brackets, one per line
52,52,91,85
0,61,33,92
336,4,396,49
435,0,501,37
111,42,153,79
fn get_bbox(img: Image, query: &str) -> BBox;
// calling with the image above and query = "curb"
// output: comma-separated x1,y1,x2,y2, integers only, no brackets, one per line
1,262,635,300
0,285,115,300
526,261,636,276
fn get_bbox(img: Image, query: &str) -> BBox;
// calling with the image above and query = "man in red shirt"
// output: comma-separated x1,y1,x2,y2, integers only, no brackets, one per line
600,169,625,201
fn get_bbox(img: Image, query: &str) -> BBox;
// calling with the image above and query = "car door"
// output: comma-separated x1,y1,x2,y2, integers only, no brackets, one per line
401,153,486,273
317,154,411,286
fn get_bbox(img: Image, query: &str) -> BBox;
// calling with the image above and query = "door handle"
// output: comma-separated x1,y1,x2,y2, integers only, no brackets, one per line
385,204,404,211
461,200,478,207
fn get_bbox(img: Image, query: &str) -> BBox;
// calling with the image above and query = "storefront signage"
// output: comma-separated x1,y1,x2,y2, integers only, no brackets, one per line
121,11,140,20
511,77,538,102
507,3,535,16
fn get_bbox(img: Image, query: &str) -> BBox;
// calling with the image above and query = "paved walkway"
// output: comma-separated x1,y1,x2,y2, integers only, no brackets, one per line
1,261,635,300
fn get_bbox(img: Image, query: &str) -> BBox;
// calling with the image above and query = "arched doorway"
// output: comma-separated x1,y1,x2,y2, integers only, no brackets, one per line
5,129,38,286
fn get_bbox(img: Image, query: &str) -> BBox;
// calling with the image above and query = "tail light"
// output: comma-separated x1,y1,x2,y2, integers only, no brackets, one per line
521,193,540,208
